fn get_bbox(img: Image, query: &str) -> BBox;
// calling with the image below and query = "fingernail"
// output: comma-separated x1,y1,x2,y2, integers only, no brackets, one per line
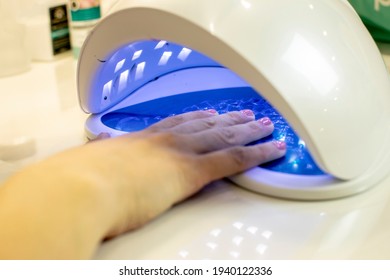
206,109,218,115
241,109,254,117
273,140,286,150
259,117,272,126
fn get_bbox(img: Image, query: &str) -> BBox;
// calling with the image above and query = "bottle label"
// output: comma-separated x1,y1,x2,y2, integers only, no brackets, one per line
70,0,101,21
49,4,72,55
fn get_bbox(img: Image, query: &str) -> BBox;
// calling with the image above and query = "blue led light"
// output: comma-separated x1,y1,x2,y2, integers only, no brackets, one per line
95,40,326,176
93,40,219,110
101,87,326,176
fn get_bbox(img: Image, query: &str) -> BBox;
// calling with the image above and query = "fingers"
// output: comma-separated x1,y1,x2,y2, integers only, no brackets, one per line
170,110,256,134
147,110,218,131
195,141,287,184
181,117,274,153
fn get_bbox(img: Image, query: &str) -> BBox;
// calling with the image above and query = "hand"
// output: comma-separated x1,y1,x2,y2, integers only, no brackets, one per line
93,109,286,237
0,109,286,259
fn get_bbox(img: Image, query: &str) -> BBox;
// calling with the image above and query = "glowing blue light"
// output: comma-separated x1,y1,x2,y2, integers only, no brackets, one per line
102,87,325,176
114,59,126,73
135,62,146,80
93,40,219,110
158,51,173,66
96,40,326,176
155,40,167,49
132,50,142,61
118,70,129,92
178,47,192,61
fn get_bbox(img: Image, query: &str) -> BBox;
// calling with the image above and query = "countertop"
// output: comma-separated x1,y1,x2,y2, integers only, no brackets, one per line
1,49,390,260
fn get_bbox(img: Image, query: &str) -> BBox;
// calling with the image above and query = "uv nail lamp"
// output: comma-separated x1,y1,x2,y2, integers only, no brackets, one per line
77,0,390,200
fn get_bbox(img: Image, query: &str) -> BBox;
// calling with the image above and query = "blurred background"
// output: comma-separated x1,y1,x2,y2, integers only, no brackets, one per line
0,0,389,75
348,0,390,44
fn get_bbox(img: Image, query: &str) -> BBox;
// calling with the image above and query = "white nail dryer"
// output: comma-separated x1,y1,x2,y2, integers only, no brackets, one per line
77,0,390,200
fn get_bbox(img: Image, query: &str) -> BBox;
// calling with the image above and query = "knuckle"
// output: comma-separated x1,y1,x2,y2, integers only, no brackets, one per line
203,118,216,129
248,122,262,132
247,121,273,138
228,147,248,169
151,131,180,146
169,115,185,126
226,111,243,122
218,128,237,145
196,110,213,118
146,125,159,132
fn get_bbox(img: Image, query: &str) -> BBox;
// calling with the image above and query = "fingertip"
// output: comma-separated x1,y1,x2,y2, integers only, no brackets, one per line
240,109,255,118
268,140,287,162
205,109,219,115
258,117,273,127
273,140,286,150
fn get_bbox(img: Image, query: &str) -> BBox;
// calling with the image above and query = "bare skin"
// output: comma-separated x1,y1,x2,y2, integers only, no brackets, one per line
0,110,286,259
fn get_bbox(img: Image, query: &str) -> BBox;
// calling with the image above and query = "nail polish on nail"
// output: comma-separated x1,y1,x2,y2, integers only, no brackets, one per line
241,109,254,117
259,117,272,126
206,109,218,114
273,140,286,150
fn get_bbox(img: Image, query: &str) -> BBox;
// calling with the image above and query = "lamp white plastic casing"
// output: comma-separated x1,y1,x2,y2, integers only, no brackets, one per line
77,0,390,200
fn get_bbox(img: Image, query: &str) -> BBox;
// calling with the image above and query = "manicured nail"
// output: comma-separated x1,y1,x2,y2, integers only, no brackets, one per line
206,109,218,115
241,109,254,117
273,140,286,150
259,117,272,126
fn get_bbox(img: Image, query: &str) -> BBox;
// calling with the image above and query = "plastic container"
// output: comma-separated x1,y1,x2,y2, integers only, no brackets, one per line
19,0,71,61
0,1,31,77
348,0,390,43
68,0,102,59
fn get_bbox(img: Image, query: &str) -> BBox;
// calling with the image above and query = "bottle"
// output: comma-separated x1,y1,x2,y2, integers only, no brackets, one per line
0,0,31,76
68,0,102,59
20,0,72,61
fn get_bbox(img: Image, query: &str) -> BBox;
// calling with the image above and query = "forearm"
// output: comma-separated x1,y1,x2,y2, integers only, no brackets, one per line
0,144,131,259
0,137,181,259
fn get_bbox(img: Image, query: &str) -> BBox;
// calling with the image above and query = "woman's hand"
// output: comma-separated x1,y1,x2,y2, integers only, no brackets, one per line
99,109,286,237
0,110,285,259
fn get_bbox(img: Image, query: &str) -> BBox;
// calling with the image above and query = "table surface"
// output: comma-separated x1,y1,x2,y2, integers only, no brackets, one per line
1,49,390,260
